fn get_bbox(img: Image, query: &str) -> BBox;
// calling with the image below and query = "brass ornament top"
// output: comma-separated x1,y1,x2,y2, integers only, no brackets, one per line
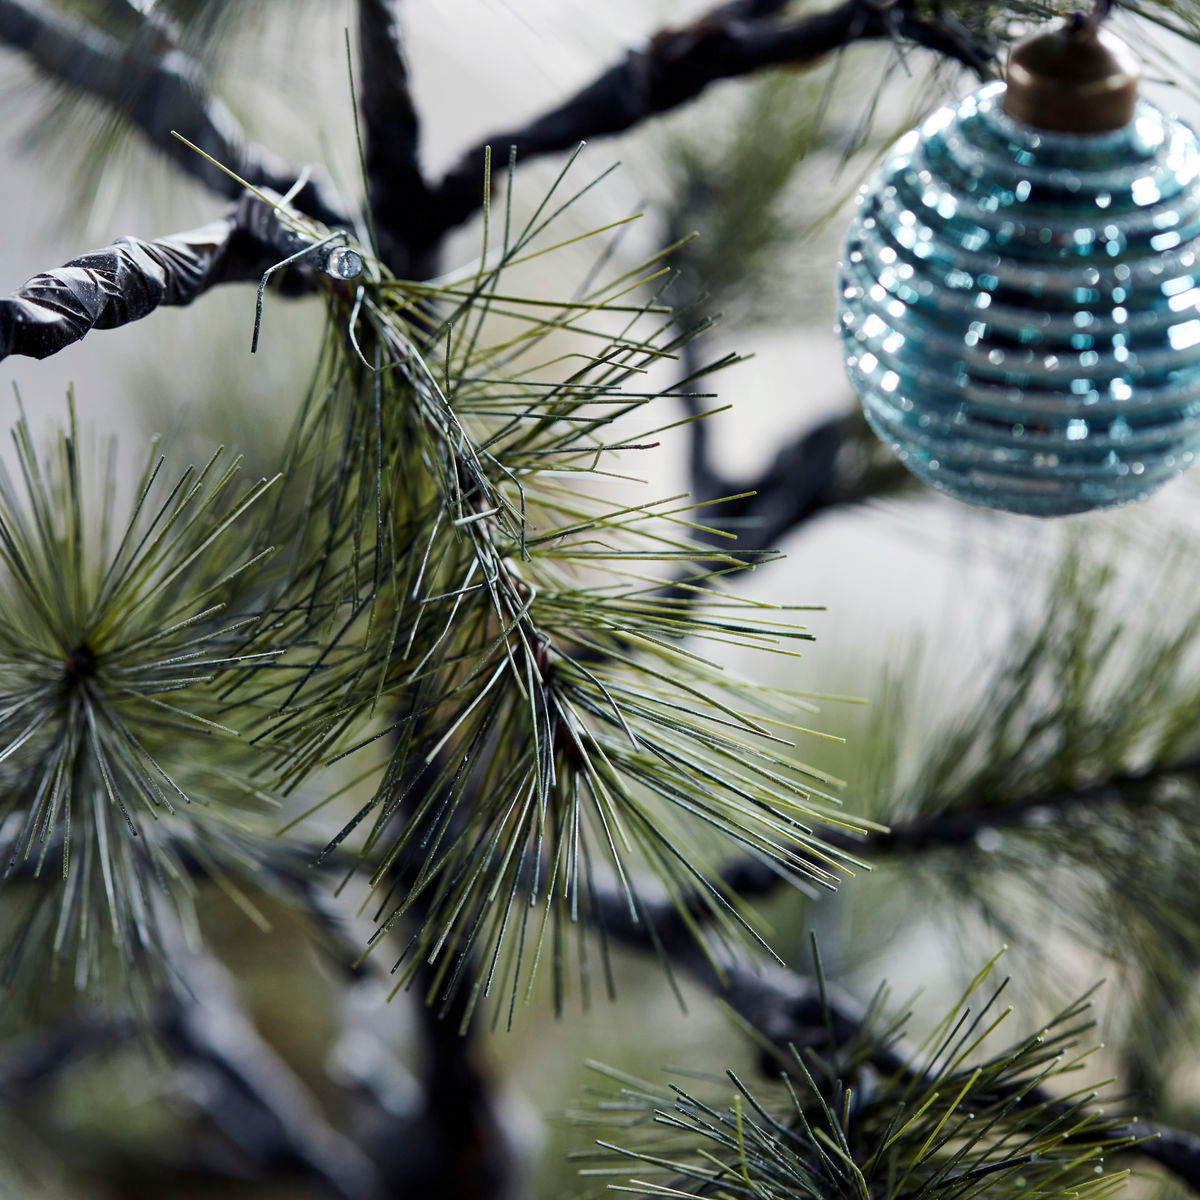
1003,13,1140,134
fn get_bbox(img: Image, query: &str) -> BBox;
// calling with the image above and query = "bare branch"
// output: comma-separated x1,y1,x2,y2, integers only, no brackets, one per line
681,411,914,550
606,749,1200,961
0,0,350,226
159,939,382,1200
414,0,996,258
856,747,1200,857
0,1012,136,1098
2,808,518,1198
0,939,381,1197
357,0,434,276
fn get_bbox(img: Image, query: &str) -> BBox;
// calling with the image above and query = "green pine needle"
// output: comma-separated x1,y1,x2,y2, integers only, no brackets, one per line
852,541,1200,1018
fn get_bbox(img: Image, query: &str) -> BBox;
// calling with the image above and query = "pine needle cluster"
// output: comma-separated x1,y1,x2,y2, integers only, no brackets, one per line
0,396,279,995
0,146,876,1008
573,958,1135,1200
218,152,876,1021
839,541,1200,1107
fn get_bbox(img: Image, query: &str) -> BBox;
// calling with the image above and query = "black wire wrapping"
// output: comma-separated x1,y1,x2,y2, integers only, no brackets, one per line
0,196,325,364
0,217,241,362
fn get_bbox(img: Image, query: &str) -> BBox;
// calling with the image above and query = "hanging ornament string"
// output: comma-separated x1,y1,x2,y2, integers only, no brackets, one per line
835,10,1200,517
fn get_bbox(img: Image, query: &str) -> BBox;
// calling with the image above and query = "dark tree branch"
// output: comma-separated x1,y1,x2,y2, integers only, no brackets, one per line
356,0,434,277
1125,1123,1200,1194
396,962,522,1200
159,939,382,1200
0,1012,136,1098
610,749,1200,956
0,194,329,363
688,411,914,548
855,746,1200,857
199,839,518,1199
712,0,793,18
0,0,349,227
103,0,180,46
665,201,914,538
0,948,381,1199
413,0,996,260
0,215,240,362
0,811,515,1199
580,744,1200,1194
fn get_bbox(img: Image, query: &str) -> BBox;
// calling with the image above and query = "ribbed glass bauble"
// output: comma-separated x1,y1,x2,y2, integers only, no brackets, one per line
838,80,1200,516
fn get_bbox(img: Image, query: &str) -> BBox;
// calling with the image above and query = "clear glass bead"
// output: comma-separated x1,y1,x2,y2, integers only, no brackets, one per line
325,246,365,281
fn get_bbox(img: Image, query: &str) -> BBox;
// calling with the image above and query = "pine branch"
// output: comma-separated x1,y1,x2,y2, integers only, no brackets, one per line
0,0,349,226
595,745,1200,979
860,748,1200,855
237,185,872,1021
356,0,433,277
804,551,1200,1015
414,0,996,260
579,967,1198,1200
0,820,517,1199
0,949,381,1198
715,0,793,17
0,1011,136,1097
594,902,1200,1194
408,960,521,1199
683,412,916,548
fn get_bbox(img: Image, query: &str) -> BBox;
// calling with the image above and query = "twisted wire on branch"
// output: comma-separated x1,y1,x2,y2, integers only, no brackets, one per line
0,217,243,361
0,194,330,362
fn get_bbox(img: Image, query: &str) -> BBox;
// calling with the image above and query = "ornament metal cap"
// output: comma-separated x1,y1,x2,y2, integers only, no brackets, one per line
1003,15,1141,134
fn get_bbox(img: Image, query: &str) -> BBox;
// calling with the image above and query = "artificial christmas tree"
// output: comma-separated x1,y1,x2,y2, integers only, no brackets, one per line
0,2,1199,1198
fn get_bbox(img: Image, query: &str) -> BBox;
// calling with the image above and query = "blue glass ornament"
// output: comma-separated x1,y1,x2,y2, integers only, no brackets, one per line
838,73,1200,515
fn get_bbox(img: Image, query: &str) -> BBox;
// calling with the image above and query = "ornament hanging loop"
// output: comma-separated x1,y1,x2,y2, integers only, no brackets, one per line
1071,0,1116,36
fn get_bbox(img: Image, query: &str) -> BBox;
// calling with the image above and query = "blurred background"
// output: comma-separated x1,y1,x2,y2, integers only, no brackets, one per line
3,2,1200,1197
